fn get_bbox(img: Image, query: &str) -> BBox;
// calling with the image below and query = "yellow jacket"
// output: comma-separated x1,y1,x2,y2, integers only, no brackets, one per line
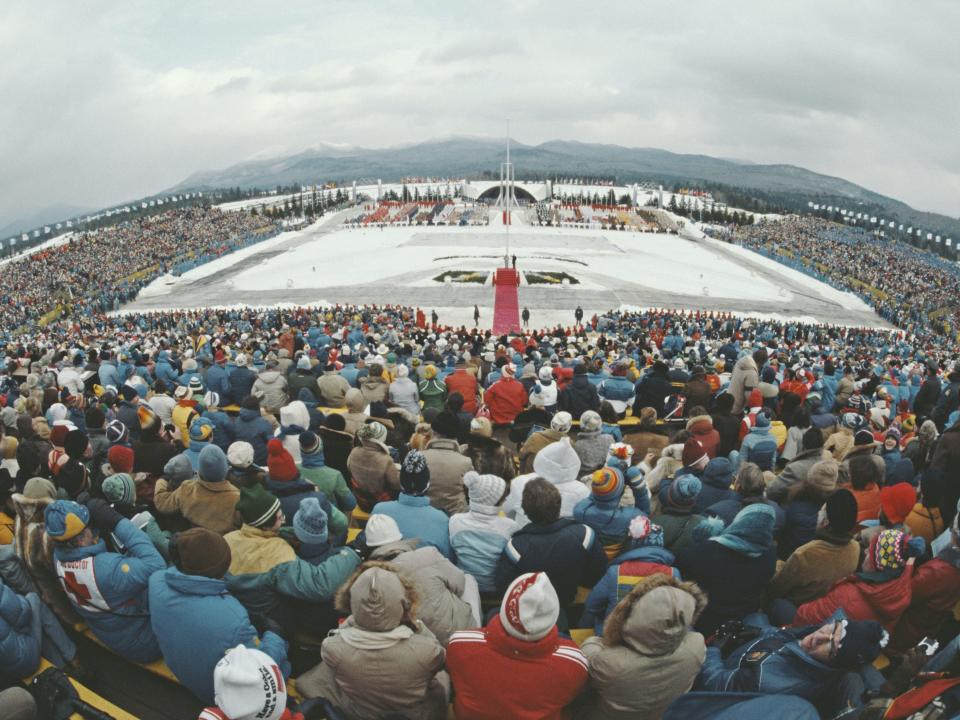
224,524,296,575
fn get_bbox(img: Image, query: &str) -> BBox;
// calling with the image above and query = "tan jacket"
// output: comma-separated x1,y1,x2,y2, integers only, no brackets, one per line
422,438,473,515
623,429,669,462
579,575,707,719
317,373,350,408
154,477,240,535
766,530,861,605
224,524,296,575
347,443,401,511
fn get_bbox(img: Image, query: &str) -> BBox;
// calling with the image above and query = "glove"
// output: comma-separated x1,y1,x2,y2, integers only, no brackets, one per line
85,498,124,533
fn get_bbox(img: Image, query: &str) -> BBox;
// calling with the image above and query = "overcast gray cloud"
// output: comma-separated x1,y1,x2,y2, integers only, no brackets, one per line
1,0,958,231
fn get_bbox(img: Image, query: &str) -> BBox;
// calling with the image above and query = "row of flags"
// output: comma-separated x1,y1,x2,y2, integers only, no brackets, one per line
7,192,204,248
808,201,953,248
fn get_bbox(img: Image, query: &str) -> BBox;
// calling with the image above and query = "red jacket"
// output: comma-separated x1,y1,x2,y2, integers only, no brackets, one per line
794,561,914,631
445,369,479,414
889,557,960,654
446,617,588,720
484,377,528,425
686,416,720,458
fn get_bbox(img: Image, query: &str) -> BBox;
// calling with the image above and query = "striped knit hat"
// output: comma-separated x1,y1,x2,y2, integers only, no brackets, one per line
591,466,625,501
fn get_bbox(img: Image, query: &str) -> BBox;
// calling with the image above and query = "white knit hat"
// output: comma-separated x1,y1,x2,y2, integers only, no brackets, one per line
550,411,573,433
499,572,559,642
365,514,402,547
533,437,581,485
580,410,602,432
464,471,506,507
227,441,254,469
212,645,287,720
538,366,553,382
203,391,220,408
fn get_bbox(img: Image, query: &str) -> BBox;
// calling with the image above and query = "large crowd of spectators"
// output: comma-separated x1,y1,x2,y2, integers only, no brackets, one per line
0,208,277,330
733,216,960,348
0,295,959,719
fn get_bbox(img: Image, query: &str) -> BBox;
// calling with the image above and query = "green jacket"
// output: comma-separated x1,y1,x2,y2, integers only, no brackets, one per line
298,464,357,513
418,379,447,411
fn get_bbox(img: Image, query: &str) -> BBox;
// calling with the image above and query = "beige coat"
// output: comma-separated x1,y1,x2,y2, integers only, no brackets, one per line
422,438,473,515
153,477,240,535
347,442,401,512
317,372,351,408
728,354,759,414
579,575,707,719
370,541,476,646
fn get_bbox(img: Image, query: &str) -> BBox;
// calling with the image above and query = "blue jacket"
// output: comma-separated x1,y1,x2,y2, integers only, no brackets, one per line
695,612,850,702
599,376,635,403
202,409,234,451
155,352,180,388
695,458,738,514
98,360,121,389
372,494,452,559
739,426,778,471
664,693,819,720
181,438,210,471
232,408,274,466
0,579,42,677
148,568,289,705
229,367,258,403
53,519,165,663
205,363,233,405
581,545,677,634
573,492,648,551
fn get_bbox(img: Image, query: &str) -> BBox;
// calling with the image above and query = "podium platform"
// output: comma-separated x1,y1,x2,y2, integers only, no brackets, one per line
492,267,521,335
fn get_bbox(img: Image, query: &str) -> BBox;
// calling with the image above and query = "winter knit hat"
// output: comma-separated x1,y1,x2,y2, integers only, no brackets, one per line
189,417,215,443
57,459,89,499
854,429,876,447
23,477,57,500
137,404,159,433
469,416,493,438
364,513,403,547
660,474,702,511
607,443,634,465
500,572,559,642
627,514,664,547
203,391,220,408
832,619,886,668
580,410,602,432
293,496,328,545
682,438,709,468
399,450,431,496
211,645,287,720
754,410,771,428
871,529,907,572
538,366,553,382
825,488,858,534
532,437,581,485
550,411,573,434
64,429,89,459
805,459,840,495
44,500,89,541
106,419,128,445
880,483,916,525
107,445,134,474
188,376,205,394
266,439,298,482
463,471,506,507
357,421,389,445
164,453,194,484
842,412,866,430
102,473,136,506
298,431,322,457
430,410,460,439
227,441,255,469
297,355,312,371
50,424,70,448
711,503,776,558
198,445,229,484
591,466,625,501
236,485,282,528
176,527,232,579
747,388,763,408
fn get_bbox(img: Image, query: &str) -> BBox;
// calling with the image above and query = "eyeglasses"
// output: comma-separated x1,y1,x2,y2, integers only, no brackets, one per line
828,621,842,660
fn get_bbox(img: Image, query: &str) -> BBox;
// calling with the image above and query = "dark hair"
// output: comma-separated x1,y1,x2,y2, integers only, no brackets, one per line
446,392,464,412
791,406,811,429
715,393,734,412
241,395,260,411
522,478,561,525
848,454,882,491
599,401,617,424
687,405,708,418
801,427,824,451
752,349,768,367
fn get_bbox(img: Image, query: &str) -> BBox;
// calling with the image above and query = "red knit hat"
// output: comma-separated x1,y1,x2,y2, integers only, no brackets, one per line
107,445,135,474
879,483,916,525
682,438,709,468
266,439,298,482
747,388,763,408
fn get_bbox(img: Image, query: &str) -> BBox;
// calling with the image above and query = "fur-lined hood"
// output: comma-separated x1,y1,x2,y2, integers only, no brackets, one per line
685,415,713,433
602,574,707,656
334,559,420,631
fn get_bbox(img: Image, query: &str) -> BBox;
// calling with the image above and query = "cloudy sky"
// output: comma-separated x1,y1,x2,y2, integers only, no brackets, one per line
2,1,958,231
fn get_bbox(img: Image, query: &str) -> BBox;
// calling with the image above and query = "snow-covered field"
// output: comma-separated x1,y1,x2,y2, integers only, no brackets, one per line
131,211,884,329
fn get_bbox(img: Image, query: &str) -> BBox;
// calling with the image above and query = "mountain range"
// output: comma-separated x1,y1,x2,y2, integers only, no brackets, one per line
170,137,960,238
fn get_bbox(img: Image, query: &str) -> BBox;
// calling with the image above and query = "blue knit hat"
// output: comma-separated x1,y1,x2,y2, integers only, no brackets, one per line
298,431,322,456
711,503,776,557
754,409,771,428
44,500,90,541
659,474,702,511
703,457,734,487
293,496,328,544
197,444,229,483
189,417,214,443
400,450,430,496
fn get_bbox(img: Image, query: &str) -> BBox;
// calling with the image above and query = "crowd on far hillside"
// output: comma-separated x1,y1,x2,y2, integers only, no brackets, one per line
733,216,960,347
0,300,959,718
0,208,277,330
